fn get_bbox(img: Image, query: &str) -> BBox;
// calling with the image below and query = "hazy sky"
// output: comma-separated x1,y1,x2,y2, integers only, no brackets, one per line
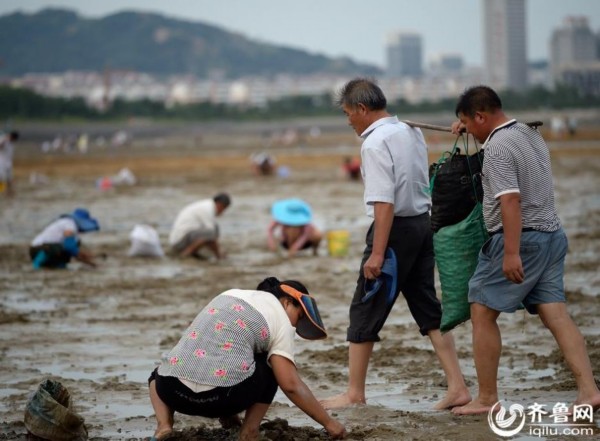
2,0,599,68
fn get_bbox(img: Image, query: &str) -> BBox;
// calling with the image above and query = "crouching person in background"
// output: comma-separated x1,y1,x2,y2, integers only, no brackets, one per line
29,208,100,269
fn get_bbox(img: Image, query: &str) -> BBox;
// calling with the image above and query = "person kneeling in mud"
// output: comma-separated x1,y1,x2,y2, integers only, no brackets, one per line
147,277,346,441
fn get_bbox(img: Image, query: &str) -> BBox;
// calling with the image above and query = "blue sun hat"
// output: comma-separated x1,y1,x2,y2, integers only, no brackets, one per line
271,198,312,226
70,208,100,232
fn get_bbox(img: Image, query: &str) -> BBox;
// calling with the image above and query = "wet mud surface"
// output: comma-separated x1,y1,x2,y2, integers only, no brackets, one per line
0,130,599,440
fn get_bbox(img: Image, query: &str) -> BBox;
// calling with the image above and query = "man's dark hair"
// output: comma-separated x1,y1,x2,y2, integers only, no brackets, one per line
213,192,231,207
9,131,19,141
335,78,387,111
455,85,502,118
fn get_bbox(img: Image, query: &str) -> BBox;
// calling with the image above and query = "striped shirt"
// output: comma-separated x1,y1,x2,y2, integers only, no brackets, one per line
360,116,431,217
481,120,561,233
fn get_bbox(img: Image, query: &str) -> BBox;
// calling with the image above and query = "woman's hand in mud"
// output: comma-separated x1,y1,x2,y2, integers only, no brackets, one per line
325,419,346,439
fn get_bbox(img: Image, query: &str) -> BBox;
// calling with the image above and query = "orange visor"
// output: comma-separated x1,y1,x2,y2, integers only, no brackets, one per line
280,284,327,340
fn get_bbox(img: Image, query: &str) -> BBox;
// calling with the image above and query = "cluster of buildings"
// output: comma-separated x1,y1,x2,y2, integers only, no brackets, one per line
4,0,600,109
550,16,600,96
386,1,599,97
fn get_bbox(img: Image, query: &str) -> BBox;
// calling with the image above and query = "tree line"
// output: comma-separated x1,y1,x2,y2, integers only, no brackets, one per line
0,84,597,122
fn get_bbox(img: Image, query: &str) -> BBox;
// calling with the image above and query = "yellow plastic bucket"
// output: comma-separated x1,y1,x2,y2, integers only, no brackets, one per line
327,230,350,257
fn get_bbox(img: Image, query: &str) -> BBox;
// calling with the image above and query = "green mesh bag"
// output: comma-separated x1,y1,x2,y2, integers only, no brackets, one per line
434,203,488,333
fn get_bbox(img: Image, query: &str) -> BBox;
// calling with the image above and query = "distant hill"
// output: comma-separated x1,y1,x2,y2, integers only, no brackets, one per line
0,8,382,78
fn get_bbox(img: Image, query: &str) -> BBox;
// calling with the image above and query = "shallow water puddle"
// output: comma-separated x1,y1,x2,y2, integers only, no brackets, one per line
86,399,152,419
100,263,189,280
1,291,59,312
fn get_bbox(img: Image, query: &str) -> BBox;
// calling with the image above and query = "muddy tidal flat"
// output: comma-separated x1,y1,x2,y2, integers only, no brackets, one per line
1,120,599,440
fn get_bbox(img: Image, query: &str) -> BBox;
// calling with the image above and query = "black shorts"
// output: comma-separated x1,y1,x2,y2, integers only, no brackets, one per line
347,212,441,342
281,240,313,250
148,352,278,418
29,244,72,268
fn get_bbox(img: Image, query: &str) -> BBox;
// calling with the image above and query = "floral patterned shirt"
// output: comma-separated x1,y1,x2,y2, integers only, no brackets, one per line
158,289,296,387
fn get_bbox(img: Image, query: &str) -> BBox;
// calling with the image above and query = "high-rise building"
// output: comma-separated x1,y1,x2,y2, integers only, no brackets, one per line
482,0,528,91
386,32,423,78
550,16,600,95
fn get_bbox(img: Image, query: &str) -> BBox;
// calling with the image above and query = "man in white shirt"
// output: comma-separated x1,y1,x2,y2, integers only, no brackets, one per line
169,193,231,259
321,78,470,411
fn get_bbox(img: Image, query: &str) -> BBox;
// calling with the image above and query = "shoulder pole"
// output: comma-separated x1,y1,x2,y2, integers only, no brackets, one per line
402,120,544,133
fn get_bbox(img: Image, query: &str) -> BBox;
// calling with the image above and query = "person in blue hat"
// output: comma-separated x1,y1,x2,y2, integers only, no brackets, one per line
267,198,323,258
29,208,100,269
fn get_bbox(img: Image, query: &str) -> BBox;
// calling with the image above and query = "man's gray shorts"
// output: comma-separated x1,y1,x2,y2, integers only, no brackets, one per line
468,228,568,314
171,226,218,254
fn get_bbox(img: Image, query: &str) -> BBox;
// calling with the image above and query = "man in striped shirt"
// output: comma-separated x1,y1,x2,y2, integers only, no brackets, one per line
451,85,600,415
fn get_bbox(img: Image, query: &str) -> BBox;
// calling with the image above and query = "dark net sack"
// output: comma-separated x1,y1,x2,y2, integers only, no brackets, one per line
429,136,487,332
24,379,88,441
428,141,484,233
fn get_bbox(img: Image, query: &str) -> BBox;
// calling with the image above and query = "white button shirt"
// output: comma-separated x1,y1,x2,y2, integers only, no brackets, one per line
360,116,431,218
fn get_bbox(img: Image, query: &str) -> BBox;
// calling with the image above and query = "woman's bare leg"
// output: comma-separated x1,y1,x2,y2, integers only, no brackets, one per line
149,380,174,439
239,403,270,441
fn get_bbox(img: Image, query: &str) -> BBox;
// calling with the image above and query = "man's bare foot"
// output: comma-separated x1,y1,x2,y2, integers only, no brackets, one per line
452,397,497,415
433,389,472,410
320,393,366,410
219,414,242,429
574,393,600,411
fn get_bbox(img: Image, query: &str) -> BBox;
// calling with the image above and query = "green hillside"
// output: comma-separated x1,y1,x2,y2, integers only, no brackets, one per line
0,8,382,78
